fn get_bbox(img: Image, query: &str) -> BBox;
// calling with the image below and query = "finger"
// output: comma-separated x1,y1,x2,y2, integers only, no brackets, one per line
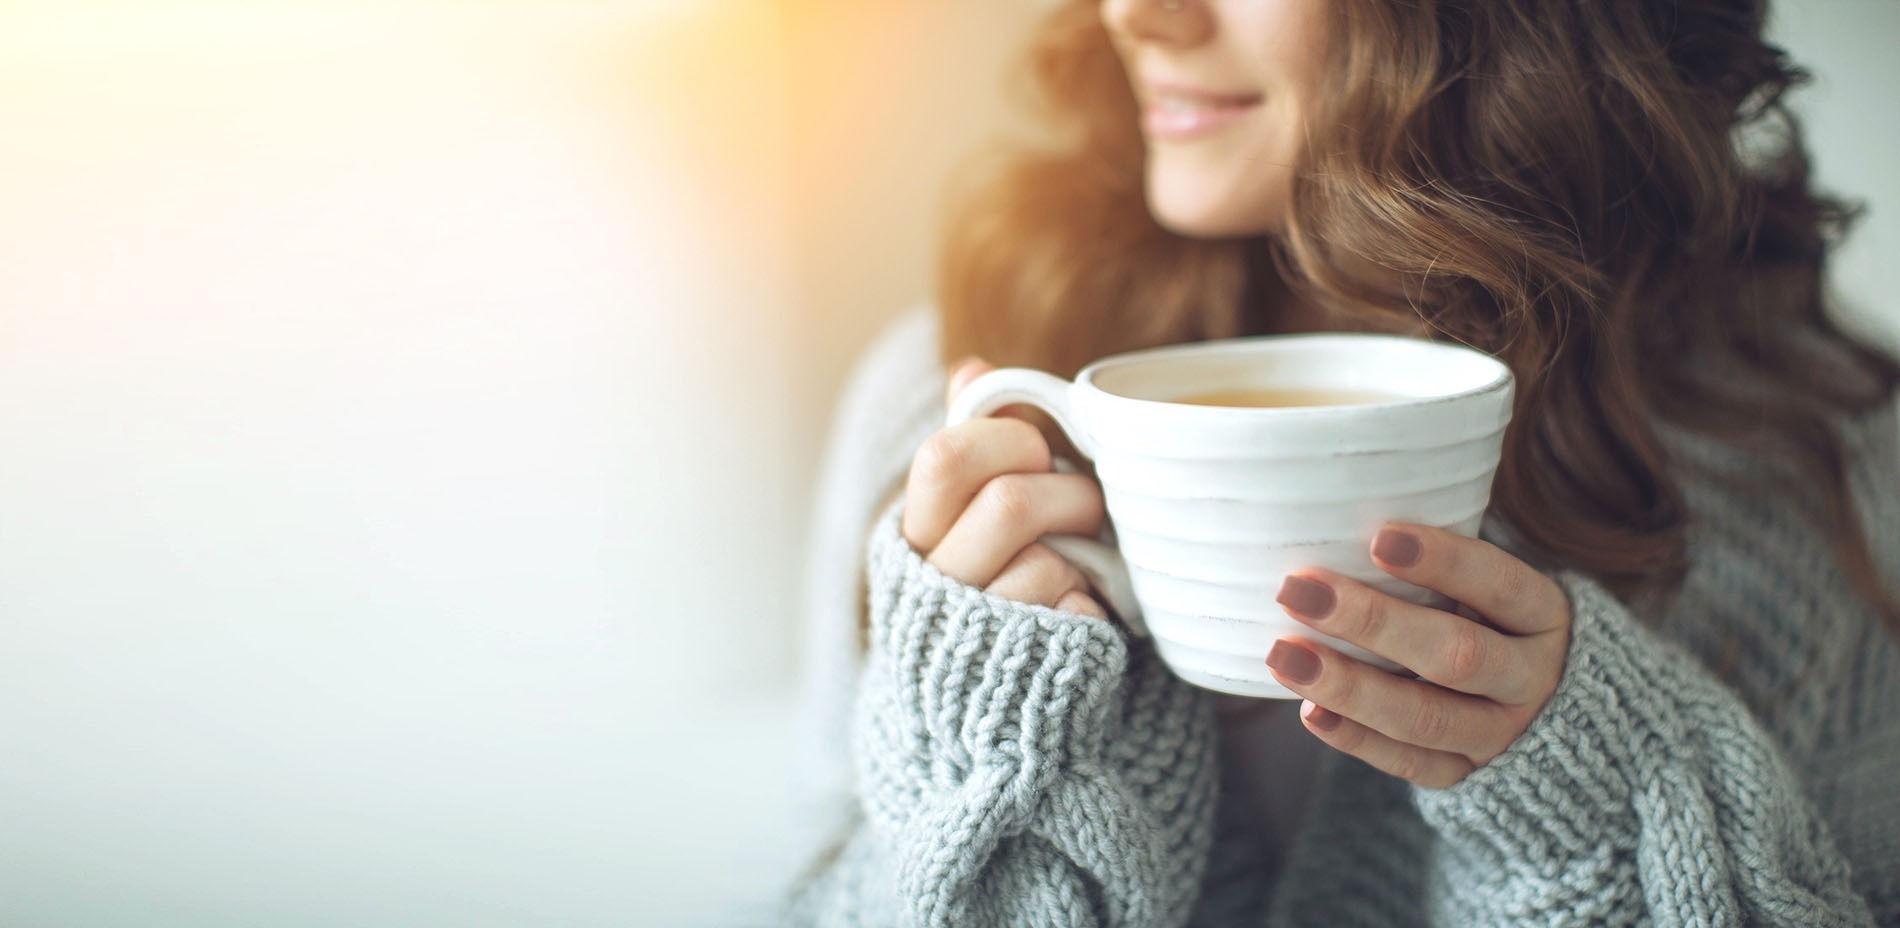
1370,523,1570,636
926,472,1107,588
944,357,994,408
1275,570,1537,704
984,542,1088,608
902,417,1053,551
1055,589,1108,620
1298,699,1476,789
1265,637,1517,762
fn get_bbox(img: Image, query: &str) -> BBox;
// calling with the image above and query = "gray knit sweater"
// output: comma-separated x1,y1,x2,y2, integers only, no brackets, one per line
782,305,1900,927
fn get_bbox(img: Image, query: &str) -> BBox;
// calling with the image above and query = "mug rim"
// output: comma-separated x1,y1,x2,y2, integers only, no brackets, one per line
1074,332,1512,414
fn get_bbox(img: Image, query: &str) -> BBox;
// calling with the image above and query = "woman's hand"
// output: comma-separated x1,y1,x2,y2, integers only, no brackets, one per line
901,357,1111,620
1263,523,1573,789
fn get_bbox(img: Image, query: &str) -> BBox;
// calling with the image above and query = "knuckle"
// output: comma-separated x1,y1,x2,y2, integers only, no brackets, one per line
978,474,1037,526
1446,623,1488,689
1389,749,1429,784
914,430,972,486
1410,699,1453,746
1355,593,1390,642
1493,560,1533,612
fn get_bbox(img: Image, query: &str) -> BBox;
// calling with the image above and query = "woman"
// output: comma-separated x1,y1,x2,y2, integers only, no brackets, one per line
784,0,1900,925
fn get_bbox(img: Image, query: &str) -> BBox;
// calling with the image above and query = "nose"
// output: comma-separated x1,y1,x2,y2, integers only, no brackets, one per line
1101,0,1211,47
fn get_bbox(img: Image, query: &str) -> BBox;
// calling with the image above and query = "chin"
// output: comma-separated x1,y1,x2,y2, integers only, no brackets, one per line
1146,183,1281,239
1149,202,1278,240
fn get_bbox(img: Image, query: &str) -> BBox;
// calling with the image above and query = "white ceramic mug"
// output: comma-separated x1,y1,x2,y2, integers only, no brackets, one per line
945,333,1515,699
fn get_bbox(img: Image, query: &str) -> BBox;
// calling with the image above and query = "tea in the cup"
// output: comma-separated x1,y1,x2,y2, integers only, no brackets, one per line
1174,387,1408,408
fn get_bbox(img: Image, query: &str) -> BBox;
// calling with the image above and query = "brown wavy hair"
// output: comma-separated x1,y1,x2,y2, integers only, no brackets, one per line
935,0,1900,645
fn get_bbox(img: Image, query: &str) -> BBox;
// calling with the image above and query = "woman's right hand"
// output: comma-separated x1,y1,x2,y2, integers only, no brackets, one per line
900,357,1111,621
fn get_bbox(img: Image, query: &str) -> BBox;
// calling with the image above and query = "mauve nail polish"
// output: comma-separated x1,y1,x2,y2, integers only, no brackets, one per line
1304,703,1343,731
1267,640,1321,685
1374,529,1422,567
1277,575,1335,619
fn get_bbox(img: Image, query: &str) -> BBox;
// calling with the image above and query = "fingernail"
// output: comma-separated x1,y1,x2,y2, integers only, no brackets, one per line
1373,528,1422,568
1303,702,1342,731
1266,639,1321,685
1276,575,1335,620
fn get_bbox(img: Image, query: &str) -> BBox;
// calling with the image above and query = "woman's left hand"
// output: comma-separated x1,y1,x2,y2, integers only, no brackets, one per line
1264,523,1573,789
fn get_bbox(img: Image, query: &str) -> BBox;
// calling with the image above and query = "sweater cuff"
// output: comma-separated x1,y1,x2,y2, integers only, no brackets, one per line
1409,570,1681,860
862,500,1133,777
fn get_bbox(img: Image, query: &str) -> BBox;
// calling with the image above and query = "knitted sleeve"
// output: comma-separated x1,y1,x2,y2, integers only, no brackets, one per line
784,500,1220,928
1405,569,1878,927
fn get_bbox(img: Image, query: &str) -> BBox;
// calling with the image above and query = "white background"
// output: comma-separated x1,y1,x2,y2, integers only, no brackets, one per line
0,2,1893,926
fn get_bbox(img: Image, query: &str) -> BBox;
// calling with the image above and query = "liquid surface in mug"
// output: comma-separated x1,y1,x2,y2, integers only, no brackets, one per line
1173,386,1410,408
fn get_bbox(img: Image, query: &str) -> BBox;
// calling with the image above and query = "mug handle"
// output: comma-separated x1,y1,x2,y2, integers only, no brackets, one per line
945,369,1146,637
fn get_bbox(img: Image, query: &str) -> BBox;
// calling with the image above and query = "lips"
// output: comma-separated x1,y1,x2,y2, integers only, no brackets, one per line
1141,81,1263,140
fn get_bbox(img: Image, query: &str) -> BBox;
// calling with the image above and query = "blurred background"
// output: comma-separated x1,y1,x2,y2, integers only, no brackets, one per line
0,1,1893,925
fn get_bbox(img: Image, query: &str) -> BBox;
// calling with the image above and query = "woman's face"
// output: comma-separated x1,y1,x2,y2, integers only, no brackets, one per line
1101,0,1331,238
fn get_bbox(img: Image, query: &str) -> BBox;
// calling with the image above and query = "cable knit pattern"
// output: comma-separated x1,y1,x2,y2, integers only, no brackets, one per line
787,500,1217,927
780,304,1900,927
1406,570,1874,926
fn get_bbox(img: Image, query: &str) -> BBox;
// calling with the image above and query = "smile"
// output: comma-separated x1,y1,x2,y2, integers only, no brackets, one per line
1142,91,1262,140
